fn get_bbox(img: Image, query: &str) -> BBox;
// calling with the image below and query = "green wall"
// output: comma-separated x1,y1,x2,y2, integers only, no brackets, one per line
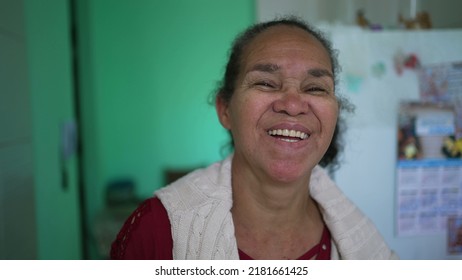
22,0,254,260
77,0,254,257
25,0,82,259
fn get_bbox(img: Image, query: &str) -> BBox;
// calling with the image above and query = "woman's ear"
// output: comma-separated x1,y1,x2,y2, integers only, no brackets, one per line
215,95,232,130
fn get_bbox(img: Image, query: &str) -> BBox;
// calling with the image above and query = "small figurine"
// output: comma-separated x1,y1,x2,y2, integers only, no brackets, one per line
399,11,432,29
356,9,369,28
356,9,382,30
442,136,462,158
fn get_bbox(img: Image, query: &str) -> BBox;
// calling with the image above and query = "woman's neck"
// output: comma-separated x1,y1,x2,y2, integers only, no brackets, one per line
230,154,315,220
230,158,324,259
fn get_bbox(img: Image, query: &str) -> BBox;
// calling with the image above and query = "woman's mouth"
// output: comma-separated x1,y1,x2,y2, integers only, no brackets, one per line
267,129,309,142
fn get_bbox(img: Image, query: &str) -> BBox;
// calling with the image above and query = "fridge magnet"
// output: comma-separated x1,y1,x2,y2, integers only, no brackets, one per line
345,74,364,94
394,50,421,76
442,136,462,159
418,61,462,139
371,61,386,79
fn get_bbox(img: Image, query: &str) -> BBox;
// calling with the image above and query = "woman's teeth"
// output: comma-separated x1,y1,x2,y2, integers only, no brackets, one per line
267,129,309,141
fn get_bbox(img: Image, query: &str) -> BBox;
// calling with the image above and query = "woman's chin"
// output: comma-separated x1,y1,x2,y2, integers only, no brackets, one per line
266,162,312,184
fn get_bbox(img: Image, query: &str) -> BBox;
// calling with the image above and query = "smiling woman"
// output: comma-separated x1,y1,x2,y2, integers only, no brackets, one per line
110,16,398,260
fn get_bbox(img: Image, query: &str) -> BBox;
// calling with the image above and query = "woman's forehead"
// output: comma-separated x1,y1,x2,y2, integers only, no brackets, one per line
240,25,332,73
245,25,325,52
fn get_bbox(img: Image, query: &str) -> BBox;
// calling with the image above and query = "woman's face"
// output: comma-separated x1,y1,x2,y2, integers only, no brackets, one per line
217,25,339,183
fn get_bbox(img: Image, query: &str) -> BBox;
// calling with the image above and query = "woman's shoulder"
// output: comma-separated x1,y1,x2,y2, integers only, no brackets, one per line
155,157,234,211
110,197,173,260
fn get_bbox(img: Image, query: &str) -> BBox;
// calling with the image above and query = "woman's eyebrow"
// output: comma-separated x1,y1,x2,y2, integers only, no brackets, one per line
247,63,280,73
308,68,333,79
247,64,333,80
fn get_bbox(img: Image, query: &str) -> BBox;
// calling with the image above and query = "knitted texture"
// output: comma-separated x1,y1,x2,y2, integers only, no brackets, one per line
156,156,397,260
309,166,398,260
156,157,238,259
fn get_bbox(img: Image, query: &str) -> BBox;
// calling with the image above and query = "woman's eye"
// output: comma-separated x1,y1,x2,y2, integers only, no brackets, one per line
309,87,325,92
306,86,328,94
254,81,276,89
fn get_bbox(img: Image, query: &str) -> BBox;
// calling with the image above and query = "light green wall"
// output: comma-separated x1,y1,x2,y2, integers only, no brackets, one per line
77,0,254,257
25,0,82,259
22,0,254,260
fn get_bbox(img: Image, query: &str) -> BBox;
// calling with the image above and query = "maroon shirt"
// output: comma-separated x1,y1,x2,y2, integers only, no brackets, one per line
111,197,331,260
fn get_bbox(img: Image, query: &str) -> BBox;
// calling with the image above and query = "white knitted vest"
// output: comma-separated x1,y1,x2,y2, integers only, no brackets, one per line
155,156,397,260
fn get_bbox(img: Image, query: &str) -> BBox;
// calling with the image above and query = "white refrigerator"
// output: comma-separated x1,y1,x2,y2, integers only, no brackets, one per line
328,26,462,259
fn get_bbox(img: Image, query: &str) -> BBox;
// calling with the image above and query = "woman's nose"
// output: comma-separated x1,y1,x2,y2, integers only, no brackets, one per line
272,90,309,116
